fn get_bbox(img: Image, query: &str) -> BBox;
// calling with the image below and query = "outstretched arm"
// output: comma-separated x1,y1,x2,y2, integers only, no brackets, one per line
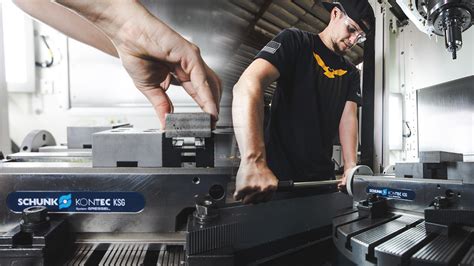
338,101,358,190
233,58,280,204
13,0,117,57
14,0,222,127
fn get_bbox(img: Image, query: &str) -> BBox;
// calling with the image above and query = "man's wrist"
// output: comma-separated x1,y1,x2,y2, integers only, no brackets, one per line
240,152,267,166
344,162,357,172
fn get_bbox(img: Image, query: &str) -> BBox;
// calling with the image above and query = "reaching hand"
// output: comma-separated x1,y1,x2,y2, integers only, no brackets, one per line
114,21,222,128
234,161,279,204
52,0,222,128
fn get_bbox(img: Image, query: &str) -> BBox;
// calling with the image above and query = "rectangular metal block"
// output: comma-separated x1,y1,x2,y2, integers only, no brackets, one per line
395,163,423,178
92,128,163,167
419,151,463,163
395,162,448,179
165,113,211,138
67,123,130,149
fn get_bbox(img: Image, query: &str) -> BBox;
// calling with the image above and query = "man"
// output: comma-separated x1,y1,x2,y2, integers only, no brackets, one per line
13,0,222,128
233,0,375,204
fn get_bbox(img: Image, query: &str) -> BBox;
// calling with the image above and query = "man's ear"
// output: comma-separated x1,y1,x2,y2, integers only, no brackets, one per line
331,7,342,21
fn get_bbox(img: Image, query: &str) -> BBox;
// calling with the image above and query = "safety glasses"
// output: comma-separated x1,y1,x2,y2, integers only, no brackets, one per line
334,2,367,44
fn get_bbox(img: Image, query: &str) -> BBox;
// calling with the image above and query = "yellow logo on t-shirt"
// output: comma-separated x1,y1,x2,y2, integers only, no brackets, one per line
313,52,347,78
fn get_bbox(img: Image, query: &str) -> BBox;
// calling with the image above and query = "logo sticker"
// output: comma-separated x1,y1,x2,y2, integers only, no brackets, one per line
366,186,416,201
7,192,145,213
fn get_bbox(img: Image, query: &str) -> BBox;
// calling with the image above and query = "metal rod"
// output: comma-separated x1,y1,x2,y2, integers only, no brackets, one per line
278,179,340,191
292,180,340,188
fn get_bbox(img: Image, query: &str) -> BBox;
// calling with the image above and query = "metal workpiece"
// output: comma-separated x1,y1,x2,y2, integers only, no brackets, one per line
67,123,131,149
395,161,474,180
165,112,212,138
92,128,164,168
19,130,56,152
419,151,464,163
92,126,234,168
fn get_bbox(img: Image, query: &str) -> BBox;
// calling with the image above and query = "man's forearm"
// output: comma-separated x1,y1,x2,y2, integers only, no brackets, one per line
13,0,117,57
54,0,172,49
339,103,358,171
232,80,267,165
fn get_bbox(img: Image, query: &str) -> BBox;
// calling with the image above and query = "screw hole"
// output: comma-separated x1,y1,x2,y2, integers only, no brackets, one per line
192,177,200,184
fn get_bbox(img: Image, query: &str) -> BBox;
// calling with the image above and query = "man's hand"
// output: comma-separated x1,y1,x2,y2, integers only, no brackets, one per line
338,166,355,192
234,161,279,204
115,32,222,127
54,0,222,128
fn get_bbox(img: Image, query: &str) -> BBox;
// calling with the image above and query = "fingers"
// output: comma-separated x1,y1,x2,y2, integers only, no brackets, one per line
140,86,172,128
234,184,277,205
204,64,222,112
337,177,347,193
185,55,219,121
233,186,252,202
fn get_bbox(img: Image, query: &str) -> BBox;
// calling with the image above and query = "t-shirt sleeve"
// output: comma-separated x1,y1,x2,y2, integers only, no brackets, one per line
346,69,363,106
255,28,302,79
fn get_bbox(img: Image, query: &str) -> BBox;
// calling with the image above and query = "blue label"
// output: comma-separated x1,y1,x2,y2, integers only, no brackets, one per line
366,186,416,201
7,192,145,213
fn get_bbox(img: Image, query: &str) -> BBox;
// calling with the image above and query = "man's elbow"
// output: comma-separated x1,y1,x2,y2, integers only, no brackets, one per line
233,77,261,101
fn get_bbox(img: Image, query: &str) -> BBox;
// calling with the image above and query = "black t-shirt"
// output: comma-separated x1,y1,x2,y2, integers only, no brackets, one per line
255,28,362,181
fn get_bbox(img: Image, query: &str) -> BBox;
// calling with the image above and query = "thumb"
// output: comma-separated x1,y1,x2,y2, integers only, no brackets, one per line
140,87,172,128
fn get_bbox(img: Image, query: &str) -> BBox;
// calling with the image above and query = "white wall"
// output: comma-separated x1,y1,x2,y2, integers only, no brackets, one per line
387,18,474,163
0,4,11,154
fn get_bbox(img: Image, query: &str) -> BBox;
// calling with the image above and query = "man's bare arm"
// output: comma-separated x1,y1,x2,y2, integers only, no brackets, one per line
232,58,280,204
13,0,117,57
338,101,358,188
14,0,222,128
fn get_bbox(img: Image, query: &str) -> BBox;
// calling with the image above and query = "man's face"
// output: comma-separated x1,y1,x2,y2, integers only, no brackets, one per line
332,8,366,54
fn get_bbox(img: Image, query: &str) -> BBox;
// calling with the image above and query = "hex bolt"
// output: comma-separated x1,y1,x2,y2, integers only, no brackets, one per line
20,206,51,233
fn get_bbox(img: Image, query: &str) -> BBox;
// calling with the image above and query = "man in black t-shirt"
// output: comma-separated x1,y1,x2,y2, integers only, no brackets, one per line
232,0,375,204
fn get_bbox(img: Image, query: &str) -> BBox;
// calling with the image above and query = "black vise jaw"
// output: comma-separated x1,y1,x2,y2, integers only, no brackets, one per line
357,193,388,219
